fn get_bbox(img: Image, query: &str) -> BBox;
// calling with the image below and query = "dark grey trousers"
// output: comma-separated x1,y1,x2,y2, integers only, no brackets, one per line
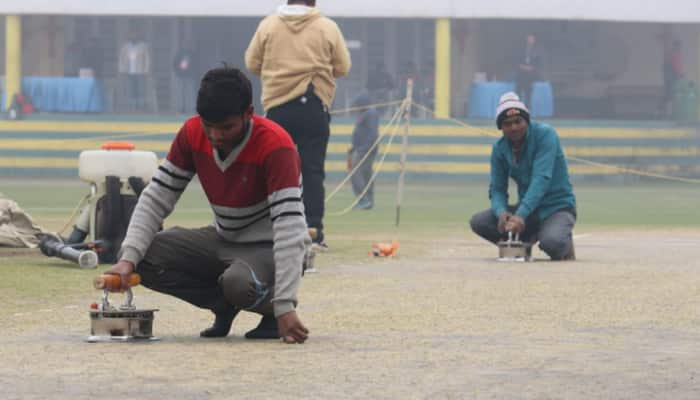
350,150,376,204
136,226,275,315
470,208,576,260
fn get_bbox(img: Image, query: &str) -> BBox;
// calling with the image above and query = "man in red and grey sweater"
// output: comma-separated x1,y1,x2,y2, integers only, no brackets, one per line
106,66,310,344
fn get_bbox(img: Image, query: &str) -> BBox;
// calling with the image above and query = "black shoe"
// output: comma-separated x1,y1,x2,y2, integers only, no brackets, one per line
311,240,329,253
562,240,576,261
245,314,279,339
200,308,240,338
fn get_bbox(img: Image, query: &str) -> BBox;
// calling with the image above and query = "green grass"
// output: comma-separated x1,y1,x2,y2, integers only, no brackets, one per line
1,178,699,316
2,178,700,234
0,257,95,307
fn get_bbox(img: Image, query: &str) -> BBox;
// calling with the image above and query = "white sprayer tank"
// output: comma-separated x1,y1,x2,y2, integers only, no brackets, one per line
79,148,158,183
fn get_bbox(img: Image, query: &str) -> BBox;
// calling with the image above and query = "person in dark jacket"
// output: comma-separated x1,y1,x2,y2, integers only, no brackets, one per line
348,91,379,210
173,45,197,114
514,34,542,107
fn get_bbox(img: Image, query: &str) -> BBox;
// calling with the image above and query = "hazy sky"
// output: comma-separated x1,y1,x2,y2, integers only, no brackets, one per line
2,0,700,23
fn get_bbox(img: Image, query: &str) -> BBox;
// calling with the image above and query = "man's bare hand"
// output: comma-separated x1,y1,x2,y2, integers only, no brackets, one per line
497,212,513,234
277,311,309,344
105,260,135,291
505,215,526,235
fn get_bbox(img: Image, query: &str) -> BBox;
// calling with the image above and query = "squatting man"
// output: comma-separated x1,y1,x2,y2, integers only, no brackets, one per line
107,66,310,344
470,92,577,260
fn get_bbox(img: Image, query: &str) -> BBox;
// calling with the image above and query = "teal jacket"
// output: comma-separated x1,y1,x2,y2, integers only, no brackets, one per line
489,121,576,221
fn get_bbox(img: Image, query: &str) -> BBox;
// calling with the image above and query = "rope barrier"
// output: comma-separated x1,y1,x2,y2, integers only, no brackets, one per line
326,102,407,216
329,100,403,115
410,101,700,185
45,95,700,235
567,156,700,184
62,100,403,143
326,96,700,219
324,103,405,203
57,193,89,236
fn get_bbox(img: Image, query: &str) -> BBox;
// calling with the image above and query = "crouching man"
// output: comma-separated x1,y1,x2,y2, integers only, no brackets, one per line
470,92,577,260
106,66,310,343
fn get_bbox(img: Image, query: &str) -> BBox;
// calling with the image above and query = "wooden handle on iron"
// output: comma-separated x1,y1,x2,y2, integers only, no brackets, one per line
93,273,141,291
308,228,318,241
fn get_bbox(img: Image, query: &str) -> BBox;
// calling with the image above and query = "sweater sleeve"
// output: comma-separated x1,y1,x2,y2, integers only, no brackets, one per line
515,128,558,219
119,127,195,265
331,23,352,78
489,143,509,218
245,22,265,76
263,147,310,317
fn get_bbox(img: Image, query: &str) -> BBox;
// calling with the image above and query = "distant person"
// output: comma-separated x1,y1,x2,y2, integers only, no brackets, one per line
64,41,81,77
660,39,683,118
348,91,379,210
514,34,542,107
245,0,352,251
105,66,310,343
82,37,106,112
119,32,151,111
366,62,395,105
173,44,197,114
470,92,577,261
82,37,104,78
420,65,435,111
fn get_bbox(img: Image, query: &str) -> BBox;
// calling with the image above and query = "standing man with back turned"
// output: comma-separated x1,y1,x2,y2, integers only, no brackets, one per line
246,0,352,251
470,92,577,261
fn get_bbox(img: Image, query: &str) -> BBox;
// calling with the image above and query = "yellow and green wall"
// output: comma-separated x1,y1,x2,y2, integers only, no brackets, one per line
0,116,698,180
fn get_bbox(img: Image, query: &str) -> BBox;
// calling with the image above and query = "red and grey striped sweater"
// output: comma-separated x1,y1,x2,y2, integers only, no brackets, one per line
120,115,309,317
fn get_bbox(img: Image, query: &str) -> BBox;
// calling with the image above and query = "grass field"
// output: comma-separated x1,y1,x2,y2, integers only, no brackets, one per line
3,177,700,231
1,178,700,399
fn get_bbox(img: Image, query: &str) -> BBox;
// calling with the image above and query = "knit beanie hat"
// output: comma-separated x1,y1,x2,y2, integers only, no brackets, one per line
496,92,530,129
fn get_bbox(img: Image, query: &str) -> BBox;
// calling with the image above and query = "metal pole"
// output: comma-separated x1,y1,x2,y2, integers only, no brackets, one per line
395,79,413,227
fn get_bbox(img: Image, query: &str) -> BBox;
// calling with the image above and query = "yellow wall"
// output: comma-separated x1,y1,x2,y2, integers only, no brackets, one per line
5,15,21,109
434,19,451,118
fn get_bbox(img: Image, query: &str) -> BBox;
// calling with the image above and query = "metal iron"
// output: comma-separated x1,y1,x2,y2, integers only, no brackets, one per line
86,288,159,342
497,232,533,262
303,247,317,274
304,228,318,274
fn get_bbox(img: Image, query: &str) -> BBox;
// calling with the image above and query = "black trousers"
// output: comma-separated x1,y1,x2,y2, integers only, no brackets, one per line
515,72,536,106
267,89,331,241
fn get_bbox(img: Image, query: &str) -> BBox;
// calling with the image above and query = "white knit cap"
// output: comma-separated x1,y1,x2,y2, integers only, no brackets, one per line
496,92,530,129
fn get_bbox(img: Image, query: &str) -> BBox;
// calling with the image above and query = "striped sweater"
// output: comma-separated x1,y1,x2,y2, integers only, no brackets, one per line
120,115,309,317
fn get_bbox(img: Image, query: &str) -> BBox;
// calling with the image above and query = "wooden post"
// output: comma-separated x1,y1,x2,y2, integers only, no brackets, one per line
395,79,413,228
